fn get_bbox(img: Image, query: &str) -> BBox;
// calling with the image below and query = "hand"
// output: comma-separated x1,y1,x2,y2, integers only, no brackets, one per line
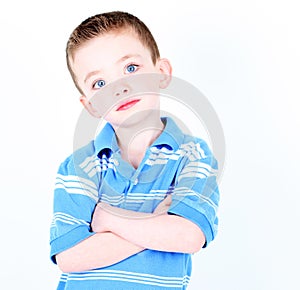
153,194,172,215
91,202,112,233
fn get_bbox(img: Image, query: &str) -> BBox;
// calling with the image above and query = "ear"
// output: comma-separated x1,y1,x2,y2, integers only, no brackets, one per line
79,95,101,118
157,58,172,89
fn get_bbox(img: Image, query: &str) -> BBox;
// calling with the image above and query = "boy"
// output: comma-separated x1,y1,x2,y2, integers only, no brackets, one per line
50,11,220,290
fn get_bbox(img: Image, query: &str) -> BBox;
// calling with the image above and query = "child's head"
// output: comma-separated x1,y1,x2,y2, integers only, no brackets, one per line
66,11,161,95
66,11,172,128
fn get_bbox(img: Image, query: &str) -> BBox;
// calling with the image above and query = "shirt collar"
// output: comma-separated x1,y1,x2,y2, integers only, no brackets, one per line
94,121,118,154
152,117,184,150
94,117,184,154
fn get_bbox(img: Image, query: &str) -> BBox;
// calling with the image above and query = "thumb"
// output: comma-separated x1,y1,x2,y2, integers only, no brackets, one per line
163,194,172,206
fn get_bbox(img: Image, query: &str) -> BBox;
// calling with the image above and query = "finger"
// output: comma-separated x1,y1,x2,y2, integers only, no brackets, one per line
164,194,172,206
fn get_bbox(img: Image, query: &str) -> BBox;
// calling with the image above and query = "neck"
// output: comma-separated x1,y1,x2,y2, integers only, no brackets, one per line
113,111,164,168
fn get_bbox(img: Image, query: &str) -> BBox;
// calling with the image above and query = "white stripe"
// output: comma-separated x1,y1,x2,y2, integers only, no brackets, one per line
173,187,195,193
183,161,216,172
145,158,168,165
68,270,189,287
172,187,218,212
179,141,207,160
100,192,168,206
55,180,98,197
127,193,167,200
87,167,98,178
59,273,68,282
150,147,174,154
51,217,74,227
178,162,217,181
100,194,125,205
82,161,98,175
146,141,208,166
146,147,181,164
51,212,89,227
79,156,117,177
87,162,116,177
150,189,171,193
180,166,211,176
52,212,89,225
148,152,181,160
55,183,99,202
178,171,208,181
68,276,185,288
56,174,97,190
79,155,95,169
196,142,207,159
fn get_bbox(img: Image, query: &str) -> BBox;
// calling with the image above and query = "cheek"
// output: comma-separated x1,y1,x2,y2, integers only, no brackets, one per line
130,73,161,95
141,94,160,109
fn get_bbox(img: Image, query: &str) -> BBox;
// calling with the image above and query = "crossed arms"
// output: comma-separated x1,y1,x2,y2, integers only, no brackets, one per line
56,195,205,273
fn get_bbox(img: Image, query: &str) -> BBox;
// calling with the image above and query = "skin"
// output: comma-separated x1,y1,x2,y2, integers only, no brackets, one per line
56,30,205,273
74,30,171,167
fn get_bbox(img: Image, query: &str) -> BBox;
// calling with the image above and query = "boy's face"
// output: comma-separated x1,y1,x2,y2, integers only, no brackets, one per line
71,30,171,127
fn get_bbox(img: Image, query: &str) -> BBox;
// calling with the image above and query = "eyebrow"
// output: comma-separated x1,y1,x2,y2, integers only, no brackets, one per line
117,53,142,64
84,54,142,83
84,70,102,83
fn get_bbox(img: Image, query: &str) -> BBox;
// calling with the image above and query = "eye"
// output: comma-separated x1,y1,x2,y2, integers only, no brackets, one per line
125,64,139,74
93,79,106,89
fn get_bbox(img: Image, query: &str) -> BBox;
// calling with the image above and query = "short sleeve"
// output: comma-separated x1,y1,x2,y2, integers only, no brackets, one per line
50,149,100,263
168,138,220,247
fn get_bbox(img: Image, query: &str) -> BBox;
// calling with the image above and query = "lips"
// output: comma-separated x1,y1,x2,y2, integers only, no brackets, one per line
116,99,140,111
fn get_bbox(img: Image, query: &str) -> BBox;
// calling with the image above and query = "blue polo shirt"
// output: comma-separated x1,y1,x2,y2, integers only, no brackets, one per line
50,117,219,289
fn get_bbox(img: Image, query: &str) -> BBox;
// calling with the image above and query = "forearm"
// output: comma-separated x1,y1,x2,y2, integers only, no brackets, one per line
101,206,205,253
56,232,144,273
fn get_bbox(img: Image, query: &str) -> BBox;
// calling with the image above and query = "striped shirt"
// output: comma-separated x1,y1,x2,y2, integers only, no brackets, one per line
50,117,220,289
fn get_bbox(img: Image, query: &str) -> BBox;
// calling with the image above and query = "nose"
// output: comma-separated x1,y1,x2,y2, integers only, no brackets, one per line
112,77,132,97
114,87,129,97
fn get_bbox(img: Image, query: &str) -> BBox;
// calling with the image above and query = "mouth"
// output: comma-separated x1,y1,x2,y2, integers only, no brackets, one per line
116,99,140,111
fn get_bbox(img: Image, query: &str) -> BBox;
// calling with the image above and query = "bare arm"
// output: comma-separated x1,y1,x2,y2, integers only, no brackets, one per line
55,195,172,273
55,195,200,273
56,232,144,273
92,200,205,254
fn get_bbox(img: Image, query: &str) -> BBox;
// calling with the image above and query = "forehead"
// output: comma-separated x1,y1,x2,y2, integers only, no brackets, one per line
73,29,148,62
71,30,152,79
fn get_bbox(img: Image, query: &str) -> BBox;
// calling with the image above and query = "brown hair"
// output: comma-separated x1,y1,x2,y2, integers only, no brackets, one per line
66,11,160,94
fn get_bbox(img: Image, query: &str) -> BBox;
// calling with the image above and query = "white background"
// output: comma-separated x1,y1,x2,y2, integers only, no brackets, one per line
0,0,299,289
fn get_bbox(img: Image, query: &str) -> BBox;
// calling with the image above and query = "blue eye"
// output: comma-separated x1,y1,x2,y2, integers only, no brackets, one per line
126,64,138,74
94,80,106,89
